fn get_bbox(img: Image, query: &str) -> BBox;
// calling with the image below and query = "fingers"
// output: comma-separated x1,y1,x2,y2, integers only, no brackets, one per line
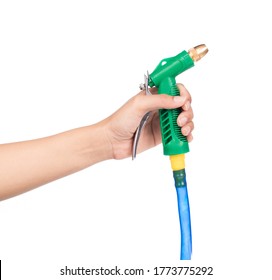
187,133,193,143
177,107,194,126
181,121,194,136
177,83,192,113
135,83,192,113
175,83,194,140
135,91,187,114
132,83,194,140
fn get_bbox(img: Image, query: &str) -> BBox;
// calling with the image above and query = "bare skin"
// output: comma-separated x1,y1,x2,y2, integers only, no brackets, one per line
0,84,194,200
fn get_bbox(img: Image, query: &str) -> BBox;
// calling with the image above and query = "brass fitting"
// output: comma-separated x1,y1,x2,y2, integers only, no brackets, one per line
188,44,209,62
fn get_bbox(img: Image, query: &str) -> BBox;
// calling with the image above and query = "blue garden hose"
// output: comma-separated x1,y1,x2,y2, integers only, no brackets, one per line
173,168,192,260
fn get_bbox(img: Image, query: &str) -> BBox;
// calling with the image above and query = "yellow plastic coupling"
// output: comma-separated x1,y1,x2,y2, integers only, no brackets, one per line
170,154,185,171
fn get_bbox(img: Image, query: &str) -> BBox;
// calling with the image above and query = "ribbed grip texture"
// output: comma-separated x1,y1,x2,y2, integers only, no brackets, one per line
159,85,189,155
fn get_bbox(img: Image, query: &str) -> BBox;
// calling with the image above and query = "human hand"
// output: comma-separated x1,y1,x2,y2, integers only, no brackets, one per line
103,84,194,160
0,84,193,199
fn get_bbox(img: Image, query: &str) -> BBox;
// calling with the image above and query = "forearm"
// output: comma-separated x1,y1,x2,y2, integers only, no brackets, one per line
0,122,112,200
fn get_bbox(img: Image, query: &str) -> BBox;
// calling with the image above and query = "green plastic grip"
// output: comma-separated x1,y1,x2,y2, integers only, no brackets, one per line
149,50,194,155
159,82,189,155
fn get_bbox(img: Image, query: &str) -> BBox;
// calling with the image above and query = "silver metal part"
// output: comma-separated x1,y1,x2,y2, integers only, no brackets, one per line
132,72,152,160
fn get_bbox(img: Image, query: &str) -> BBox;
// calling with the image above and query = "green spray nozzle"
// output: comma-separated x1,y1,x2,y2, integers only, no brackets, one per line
148,44,208,155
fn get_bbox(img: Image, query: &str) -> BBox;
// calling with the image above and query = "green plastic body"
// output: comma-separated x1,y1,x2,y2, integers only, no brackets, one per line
149,51,194,155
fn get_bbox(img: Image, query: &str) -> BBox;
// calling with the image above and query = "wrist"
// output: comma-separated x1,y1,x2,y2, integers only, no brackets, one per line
83,121,114,164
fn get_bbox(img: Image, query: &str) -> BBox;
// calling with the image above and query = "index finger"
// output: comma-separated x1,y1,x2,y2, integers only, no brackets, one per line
176,83,192,111
177,83,192,103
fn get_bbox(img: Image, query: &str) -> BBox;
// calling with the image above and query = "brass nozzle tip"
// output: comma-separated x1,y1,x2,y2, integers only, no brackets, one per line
188,44,208,62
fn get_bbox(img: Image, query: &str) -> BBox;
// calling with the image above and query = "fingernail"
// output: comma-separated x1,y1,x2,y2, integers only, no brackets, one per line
183,127,191,135
174,96,186,104
178,117,187,126
188,134,193,142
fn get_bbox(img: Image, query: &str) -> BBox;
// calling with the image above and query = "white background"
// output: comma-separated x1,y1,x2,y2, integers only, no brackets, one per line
0,0,272,279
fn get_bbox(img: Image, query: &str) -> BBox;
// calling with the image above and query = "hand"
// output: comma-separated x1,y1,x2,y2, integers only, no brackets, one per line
103,84,194,159
0,83,193,199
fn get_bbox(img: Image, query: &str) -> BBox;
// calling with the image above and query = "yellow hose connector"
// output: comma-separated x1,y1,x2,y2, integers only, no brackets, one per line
170,154,185,171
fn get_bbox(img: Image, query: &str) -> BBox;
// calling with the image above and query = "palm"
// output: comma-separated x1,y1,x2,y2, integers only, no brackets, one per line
108,111,161,160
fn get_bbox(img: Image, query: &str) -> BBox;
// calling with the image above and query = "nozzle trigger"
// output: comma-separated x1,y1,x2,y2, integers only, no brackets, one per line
132,72,152,160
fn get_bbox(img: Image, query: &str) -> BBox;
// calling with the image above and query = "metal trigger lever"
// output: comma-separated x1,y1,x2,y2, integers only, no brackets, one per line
132,72,152,160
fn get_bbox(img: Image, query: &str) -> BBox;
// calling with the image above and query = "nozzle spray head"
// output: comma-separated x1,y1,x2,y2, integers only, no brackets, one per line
149,44,208,88
188,44,209,62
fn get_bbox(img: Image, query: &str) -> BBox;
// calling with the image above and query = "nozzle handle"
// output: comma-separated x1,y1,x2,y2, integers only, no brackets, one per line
149,49,195,155
158,78,189,155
